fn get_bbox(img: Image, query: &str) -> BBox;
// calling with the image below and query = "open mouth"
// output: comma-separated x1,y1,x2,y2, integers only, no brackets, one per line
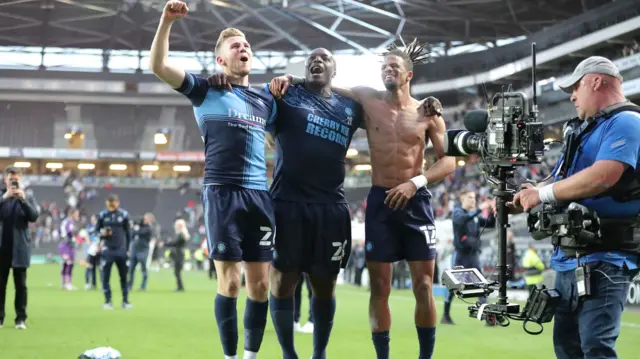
240,55,249,63
310,65,324,75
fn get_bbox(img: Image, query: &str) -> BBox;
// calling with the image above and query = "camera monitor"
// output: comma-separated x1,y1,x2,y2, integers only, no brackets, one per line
442,267,491,298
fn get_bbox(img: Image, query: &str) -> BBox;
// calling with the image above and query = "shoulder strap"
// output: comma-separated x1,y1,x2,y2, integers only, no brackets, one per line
591,101,640,121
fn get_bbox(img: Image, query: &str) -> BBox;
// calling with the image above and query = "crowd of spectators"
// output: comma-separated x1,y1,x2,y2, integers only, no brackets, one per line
347,153,558,222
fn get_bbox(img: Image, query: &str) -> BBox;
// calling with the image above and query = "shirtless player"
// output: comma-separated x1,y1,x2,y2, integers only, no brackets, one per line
271,40,456,359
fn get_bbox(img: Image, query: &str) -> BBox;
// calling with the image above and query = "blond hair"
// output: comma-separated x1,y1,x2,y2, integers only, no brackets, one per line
174,218,190,240
215,28,246,55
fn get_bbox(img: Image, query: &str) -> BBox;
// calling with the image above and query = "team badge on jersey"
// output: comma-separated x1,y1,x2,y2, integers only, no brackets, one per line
344,107,353,126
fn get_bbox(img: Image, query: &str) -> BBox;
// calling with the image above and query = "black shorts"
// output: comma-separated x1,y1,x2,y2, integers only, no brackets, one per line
365,186,437,262
272,200,351,278
202,185,275,262
86,253,100,263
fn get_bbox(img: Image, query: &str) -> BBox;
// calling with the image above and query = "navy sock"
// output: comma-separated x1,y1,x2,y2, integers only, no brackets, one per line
269,293,298,359
214,294,238,357
371,331,390,359
311,297,336,359
244,298,269,353
417,327,436,359
85,268,91,285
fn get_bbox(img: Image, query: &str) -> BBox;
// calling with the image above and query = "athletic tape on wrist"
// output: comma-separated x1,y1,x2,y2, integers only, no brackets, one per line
409,175,428,189
539,183,557,204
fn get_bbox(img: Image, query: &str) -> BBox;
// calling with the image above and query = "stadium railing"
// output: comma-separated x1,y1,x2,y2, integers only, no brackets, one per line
23,174,373,189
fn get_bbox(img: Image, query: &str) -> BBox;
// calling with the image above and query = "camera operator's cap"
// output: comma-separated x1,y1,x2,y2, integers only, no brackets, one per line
4,165,21,175
557,56,623,93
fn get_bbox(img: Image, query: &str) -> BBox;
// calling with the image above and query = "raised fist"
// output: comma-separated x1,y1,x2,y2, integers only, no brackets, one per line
162,1,189,22
419,96,443,118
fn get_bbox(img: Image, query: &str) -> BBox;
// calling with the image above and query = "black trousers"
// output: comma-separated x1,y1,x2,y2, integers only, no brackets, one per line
294,274,313,323
208,259,216,280
0,265,27,323
101,253,128,304
174,259,184,290
87,254,100,287
354,266,364,286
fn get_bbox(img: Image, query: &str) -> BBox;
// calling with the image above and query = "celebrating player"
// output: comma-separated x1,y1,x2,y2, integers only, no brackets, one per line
271,39,456,359
149,2,276,359
209,47,363,359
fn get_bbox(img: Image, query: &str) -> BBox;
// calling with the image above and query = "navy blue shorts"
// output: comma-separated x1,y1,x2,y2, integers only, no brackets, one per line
272,200,351,278
202,185,275,262
365,186,437,262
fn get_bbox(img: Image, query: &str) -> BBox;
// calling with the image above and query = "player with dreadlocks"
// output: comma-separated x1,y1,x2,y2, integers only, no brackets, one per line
271,38,456,358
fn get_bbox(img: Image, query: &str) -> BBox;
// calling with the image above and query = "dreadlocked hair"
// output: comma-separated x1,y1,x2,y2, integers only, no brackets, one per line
382,38,432,71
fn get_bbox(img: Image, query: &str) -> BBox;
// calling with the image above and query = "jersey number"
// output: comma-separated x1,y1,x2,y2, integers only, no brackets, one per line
332,240,348,262
420,225,437,247
259,226,273,246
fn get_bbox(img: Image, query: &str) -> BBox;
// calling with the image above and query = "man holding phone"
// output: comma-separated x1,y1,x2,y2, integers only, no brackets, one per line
0,166,40,329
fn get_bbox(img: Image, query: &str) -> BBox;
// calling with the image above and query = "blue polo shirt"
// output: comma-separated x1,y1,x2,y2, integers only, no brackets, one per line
550,110,640,272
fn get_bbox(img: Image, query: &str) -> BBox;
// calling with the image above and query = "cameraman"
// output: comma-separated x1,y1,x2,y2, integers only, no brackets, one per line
441,189,495,325
127,213,155,291
0,166,39,329
512,56,640,359
96,194,132,310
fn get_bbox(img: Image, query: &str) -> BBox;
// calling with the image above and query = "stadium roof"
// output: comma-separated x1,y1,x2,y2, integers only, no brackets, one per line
0,0,618,55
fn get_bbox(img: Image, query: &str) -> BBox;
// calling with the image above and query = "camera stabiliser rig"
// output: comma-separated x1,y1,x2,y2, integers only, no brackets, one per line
441,43,561,335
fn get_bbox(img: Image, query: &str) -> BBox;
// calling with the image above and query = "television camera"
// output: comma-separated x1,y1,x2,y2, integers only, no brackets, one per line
441,43,561,335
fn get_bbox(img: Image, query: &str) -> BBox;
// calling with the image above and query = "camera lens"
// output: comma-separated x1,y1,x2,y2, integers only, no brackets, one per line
454,131,483,155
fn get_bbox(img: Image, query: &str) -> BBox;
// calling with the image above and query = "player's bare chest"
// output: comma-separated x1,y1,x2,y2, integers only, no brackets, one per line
366,104,427,142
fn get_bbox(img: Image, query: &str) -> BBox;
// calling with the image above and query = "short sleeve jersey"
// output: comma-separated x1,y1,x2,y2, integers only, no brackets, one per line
268,84,363,203
175,73,277,190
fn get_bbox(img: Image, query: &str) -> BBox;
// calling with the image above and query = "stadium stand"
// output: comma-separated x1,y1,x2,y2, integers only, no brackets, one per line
175,106,205,151
0,101,63,148
413,0,640,83
83,104,160,150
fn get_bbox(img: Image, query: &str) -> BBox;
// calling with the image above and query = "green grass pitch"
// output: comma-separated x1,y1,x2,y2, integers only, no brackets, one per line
1,265,638,359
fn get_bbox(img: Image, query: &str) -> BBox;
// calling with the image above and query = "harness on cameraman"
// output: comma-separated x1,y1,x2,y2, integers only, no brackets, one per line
528,202,637,255
558,101,640,201
547,101,640,257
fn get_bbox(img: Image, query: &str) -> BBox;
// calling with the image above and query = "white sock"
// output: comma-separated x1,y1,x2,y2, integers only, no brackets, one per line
224,356,238,359
243,351,258,359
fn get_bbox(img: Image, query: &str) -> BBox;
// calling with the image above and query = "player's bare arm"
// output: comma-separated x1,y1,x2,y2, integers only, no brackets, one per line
268,74,377,104
421,98,457,186
331,85,378,104
149,1,188,89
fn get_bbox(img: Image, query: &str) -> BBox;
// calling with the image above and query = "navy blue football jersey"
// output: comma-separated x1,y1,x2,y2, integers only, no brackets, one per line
269,84,363,203
96,208,130,252
175,73,277,190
